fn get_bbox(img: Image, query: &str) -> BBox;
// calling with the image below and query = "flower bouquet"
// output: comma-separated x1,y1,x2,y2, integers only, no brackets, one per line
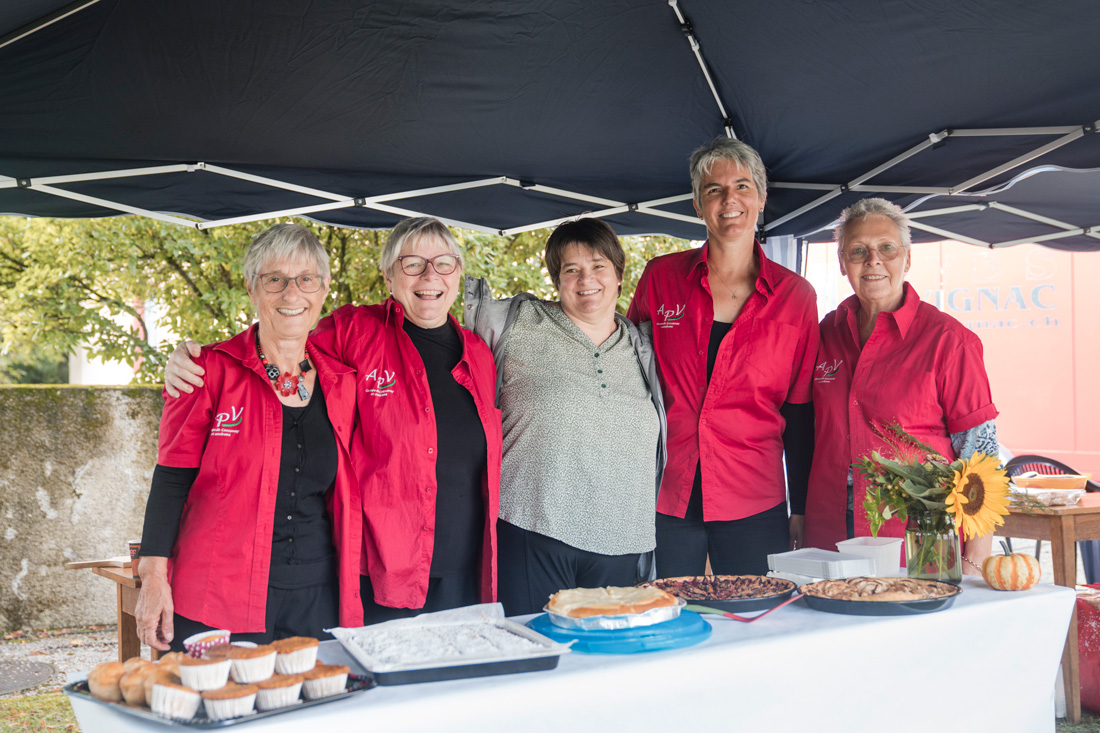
858,424,1010,582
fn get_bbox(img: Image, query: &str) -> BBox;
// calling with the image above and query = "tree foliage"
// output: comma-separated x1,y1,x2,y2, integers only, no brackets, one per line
0,216,692,383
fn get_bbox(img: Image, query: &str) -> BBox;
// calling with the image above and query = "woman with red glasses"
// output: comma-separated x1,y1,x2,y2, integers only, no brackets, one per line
164,218,502,623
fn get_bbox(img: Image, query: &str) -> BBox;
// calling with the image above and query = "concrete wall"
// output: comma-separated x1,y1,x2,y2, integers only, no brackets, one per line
0,386,161,632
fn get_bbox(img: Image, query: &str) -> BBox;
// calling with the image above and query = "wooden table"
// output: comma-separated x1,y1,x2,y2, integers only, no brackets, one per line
997,493,1100,723
90,566,161,663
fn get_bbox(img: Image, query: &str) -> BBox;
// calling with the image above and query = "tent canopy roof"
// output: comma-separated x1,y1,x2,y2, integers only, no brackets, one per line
2,0,1098,249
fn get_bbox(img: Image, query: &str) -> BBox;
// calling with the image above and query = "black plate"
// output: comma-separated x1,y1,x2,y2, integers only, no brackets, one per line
643,576,797,613
63,674,375,728
801,586,961,616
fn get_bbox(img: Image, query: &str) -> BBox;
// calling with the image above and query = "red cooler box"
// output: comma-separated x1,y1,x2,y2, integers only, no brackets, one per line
1077,585,1100,714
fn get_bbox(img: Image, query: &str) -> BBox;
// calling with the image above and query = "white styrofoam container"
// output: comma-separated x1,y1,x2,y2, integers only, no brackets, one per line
835,536,904,576
767,548,875,579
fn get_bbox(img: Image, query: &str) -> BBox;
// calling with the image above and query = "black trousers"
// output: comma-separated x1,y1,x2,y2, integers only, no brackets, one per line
654,501,789,578
496,520,644,616
359,573,481,625
169,581,338,653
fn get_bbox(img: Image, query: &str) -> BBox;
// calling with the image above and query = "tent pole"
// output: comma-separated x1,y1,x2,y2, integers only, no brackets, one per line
0,0,100,51
667,0,738,139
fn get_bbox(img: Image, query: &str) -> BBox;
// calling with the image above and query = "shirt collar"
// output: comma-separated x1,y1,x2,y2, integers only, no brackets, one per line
384,295,472,362
214,322,261,367
691,240,776,297
838,282,920,340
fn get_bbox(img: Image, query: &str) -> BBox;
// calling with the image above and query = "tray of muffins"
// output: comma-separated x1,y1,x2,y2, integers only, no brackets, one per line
64,633,375,727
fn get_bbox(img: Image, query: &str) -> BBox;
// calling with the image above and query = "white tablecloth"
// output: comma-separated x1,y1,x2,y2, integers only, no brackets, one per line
69,578,1074,733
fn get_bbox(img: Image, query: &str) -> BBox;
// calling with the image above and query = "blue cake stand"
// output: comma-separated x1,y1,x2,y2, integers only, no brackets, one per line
527,610,711,654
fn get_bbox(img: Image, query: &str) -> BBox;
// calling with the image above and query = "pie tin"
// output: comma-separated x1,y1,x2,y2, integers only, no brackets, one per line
543,597,686,630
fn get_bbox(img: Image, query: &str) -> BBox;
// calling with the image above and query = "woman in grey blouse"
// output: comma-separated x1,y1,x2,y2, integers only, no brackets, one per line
465,218,667,615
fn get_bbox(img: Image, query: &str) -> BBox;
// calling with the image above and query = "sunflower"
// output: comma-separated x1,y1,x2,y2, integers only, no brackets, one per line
944,453,1011,540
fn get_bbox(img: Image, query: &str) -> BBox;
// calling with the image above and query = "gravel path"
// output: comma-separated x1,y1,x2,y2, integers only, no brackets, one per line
0,626,124,699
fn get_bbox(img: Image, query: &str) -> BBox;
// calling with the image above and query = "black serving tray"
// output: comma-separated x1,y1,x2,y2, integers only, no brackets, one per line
801,585,961,616
63,673,375,728
369,652,560,686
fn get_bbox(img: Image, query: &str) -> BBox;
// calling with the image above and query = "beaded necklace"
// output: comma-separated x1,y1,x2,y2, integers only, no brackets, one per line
255,331,312,401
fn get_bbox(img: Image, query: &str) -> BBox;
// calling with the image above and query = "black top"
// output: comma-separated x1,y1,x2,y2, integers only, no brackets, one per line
141,380,338,590
684,320,813,520
403,319,487,578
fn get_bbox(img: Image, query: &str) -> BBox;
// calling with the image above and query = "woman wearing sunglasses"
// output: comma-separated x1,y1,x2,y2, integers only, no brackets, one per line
164,218,502,623
802,198,998,575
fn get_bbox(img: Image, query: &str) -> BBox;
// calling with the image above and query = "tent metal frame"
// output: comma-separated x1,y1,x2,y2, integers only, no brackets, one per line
1,0,1096,247
3,122,1096,248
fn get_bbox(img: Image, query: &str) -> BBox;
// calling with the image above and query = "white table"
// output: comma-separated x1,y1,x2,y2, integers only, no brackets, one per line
69,579,1074,733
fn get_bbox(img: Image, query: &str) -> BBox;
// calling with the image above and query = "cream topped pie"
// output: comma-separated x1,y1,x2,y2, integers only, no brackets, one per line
801,577,958,602
547,586,678,618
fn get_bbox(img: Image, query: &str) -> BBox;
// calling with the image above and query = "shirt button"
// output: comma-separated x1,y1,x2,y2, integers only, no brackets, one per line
594,353,600,358
597,369,603,374
601,384,606,388
290,491,296,497
297,443,302,449
701,418,707,424
288,537,294,543
287,515,293,520
294,467,300,473
425,407,430,413
853,400,859,405
698,350,703,355
428,448,434,454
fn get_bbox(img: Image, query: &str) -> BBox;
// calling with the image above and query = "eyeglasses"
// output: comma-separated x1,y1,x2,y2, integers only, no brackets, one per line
843,243,905,264
258,273,326,293
396,254,462,276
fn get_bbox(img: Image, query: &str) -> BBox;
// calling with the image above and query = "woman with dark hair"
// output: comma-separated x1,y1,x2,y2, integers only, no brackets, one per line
466,218,666,615
628,137,819,578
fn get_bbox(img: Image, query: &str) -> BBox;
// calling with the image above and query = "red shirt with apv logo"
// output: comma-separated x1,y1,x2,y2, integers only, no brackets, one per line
627,242,819,520
308,300,502,609
803,285,998,550
157,324,362,632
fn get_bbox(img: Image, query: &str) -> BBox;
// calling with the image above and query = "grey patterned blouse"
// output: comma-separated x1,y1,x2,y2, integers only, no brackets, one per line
496,300,660,555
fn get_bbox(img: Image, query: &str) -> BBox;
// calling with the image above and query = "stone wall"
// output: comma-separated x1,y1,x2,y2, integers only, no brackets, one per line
0,386,161,632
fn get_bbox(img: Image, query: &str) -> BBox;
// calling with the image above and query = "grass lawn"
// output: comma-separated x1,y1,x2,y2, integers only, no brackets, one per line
0,694,77,732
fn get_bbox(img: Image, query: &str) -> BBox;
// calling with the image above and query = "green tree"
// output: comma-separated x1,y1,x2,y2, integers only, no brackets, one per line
0,216,691,383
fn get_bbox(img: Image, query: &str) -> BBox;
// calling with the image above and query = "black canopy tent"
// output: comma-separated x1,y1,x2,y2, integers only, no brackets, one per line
1,0,1099,250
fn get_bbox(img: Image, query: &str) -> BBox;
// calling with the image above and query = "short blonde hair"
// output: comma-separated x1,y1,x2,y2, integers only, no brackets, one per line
243,223,330,287
379,217,463,277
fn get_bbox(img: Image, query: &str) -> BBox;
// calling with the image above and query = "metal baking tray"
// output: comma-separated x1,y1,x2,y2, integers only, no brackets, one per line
543,598,686,630
331,617,570,686
801,582,961,616
642,576,797,613
63,673,375,728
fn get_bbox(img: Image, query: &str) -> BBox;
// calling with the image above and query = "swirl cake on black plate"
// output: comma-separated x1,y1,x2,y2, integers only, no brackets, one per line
801,577,959,602
642,575,795,602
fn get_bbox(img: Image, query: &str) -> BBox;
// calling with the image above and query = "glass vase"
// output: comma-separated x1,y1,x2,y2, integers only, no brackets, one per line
904,513,962,584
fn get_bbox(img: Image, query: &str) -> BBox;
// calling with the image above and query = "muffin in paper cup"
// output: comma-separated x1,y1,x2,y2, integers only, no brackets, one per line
255,673,304,711
178,656,231,691
151,681,202,720
300,664,349,699
183,629,230,658
201,682,258,720
227,644,277,683
271,636,320,674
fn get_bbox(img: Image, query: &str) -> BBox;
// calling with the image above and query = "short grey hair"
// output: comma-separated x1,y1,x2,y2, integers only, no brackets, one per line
834,198,912,253
380,217,464,277
243,223,330,288
689,137,768,206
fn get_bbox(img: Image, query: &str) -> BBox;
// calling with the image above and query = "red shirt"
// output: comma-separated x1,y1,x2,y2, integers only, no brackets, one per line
158,324,362,632
803,284,999,550
627,242,819,520
309,300,502,609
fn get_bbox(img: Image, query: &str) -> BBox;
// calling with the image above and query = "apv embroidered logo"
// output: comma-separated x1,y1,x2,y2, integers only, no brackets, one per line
814,359,844,384
210,406,244,437
363,368,397,397
656,303,686,329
